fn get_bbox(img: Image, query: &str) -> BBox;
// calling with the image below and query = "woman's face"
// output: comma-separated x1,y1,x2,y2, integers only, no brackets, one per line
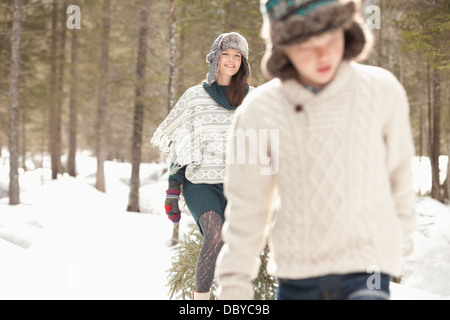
216,49,242,85
283,29,345,90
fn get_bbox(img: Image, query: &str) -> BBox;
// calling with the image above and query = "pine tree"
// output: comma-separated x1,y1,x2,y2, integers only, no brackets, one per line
397,0,450,201
167,223,277,300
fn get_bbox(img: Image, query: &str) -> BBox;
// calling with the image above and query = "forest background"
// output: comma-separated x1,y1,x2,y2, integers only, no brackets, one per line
1,0,449,212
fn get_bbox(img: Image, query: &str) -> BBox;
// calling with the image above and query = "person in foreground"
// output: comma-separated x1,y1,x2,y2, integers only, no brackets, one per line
215,0,416,300
151,32,252,300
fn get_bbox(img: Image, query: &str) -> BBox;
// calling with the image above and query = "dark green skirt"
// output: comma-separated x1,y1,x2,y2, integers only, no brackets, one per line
182,179,227,236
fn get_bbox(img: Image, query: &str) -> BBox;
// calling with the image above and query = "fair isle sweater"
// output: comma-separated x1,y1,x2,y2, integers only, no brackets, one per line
151,82,252,184
215,61,417,300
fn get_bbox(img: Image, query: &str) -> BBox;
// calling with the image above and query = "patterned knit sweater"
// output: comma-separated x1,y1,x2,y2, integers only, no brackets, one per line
216,61,417,300
151,82,252,184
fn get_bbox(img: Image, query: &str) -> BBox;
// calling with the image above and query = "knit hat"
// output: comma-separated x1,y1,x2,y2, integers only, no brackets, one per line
260,0,373,80
205,32,250,85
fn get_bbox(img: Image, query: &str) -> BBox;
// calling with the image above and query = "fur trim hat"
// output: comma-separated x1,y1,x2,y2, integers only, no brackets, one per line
205,32,250,85
260,0,373,80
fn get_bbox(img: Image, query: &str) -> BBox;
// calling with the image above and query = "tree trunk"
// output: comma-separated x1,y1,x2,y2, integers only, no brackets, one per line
168,0,179,245
167,0,176,115
20,103,26,170
223,1,237,31
431,70,441,200
8,0,22,205
418,65,424,159
445,135,450,203
49,0,62,180
127,0,150,212
68,21,79,177
425,63,433,195
56,0,66,174
95,0,111,192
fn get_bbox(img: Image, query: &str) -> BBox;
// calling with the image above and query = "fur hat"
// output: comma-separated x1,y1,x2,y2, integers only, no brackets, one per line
205,32,250,85
260,0,373,80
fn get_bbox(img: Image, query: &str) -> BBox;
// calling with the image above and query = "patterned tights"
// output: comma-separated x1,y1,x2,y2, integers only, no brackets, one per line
196,210,224,292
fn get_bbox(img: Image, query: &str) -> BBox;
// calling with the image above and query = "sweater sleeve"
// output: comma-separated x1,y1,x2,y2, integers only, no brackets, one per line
215,103,278,300
383,76,417,258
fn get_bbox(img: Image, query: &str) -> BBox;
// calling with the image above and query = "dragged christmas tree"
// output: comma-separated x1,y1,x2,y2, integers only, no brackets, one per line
167,223,277,300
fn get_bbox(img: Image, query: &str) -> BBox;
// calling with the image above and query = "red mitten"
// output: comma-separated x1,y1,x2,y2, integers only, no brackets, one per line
164,182,181,223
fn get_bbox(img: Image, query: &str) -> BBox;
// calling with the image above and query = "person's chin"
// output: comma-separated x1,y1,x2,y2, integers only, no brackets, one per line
314,70,336,86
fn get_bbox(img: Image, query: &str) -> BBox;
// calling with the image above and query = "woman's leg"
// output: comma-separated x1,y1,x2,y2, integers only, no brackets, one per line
196,210,224,292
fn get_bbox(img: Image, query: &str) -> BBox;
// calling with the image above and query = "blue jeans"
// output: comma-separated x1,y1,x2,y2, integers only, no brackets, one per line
277,272,390,300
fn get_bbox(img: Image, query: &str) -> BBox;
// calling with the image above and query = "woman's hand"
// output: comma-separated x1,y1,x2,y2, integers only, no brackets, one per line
165,181,181,223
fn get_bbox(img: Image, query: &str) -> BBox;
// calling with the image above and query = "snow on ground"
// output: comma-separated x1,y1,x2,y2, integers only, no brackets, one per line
398,197,450,297
0,155,183,300
0,153,449,300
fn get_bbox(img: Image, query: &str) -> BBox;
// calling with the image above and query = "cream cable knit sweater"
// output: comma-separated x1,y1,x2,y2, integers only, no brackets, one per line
216,61,417,300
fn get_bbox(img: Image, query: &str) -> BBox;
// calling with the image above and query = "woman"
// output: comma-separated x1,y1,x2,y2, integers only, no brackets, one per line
151,32,252,300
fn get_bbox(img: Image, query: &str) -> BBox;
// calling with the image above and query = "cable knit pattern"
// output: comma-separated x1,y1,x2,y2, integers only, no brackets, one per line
216,61,417,300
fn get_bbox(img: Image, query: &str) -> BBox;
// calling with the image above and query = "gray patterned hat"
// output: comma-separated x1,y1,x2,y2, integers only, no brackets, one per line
205,32,250,85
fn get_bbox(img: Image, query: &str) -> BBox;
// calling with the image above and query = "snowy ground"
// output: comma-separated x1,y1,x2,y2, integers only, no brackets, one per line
0,153,449,300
